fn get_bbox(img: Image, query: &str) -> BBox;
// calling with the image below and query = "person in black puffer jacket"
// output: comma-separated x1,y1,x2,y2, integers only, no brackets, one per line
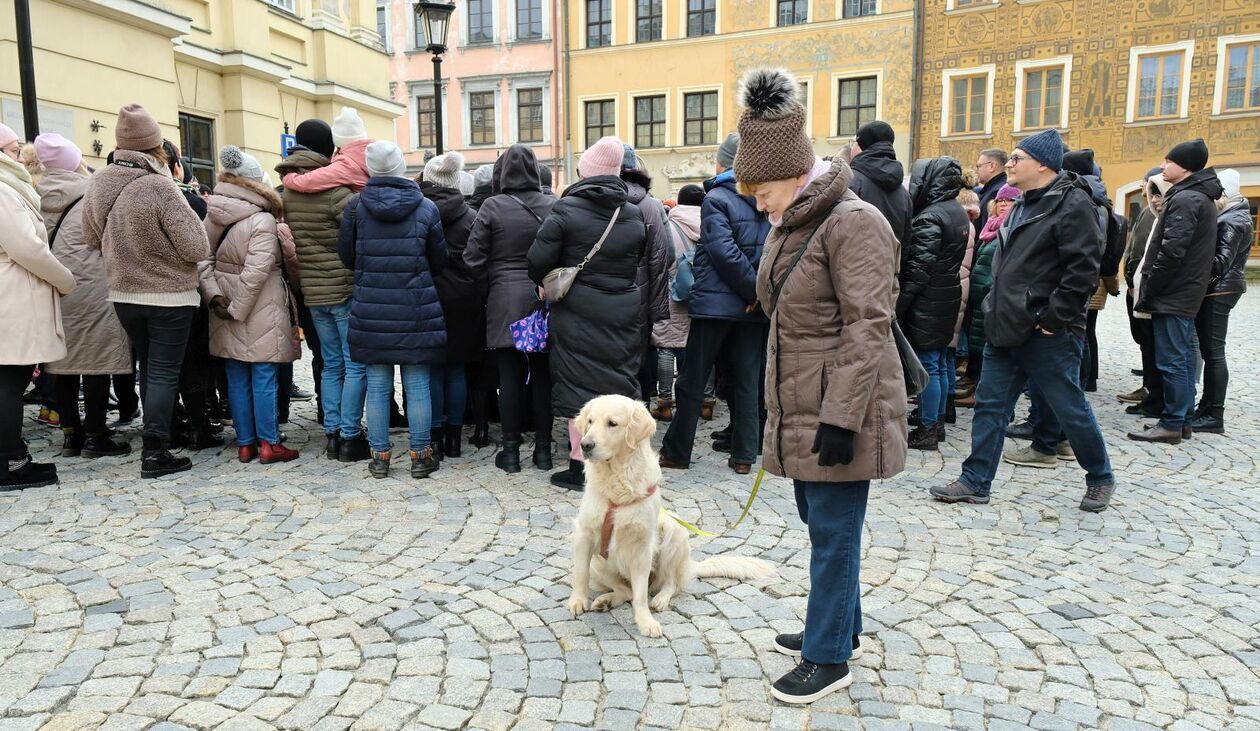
901,156,968,448
1192,168,1252,434
620,146,673,402
845,121,912,249
338,141,447,480
527,136,646,491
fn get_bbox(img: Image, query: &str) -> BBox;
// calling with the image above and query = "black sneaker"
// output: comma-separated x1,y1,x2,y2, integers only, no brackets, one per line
141,450,192,479
1005,420,1034,439
82,434,131,458
410,448,440,478
338,434,371,462
771,660,852,704
773,634,863,661
1,458,59,491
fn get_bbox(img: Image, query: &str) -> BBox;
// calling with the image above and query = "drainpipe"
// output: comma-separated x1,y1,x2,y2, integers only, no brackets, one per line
909,0,924,162
561,0,574,184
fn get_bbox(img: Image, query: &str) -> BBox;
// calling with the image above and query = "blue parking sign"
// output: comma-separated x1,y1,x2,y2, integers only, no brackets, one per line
281,134,297,158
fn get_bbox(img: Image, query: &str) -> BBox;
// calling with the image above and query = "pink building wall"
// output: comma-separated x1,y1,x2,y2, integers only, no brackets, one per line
379,0,565,183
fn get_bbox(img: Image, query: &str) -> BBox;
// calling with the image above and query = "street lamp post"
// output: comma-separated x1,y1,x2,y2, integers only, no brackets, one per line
415,0,455,155
14,0,40,140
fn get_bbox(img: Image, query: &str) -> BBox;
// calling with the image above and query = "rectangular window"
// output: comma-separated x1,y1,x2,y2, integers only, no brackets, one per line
634,95,667,149
584,99,616,148
518,89,544,143
416,96,437,148
1022,66,1063,129
467,0,494,44
469,91,496,145
586,0,611,47
843,0,876,16
683,91,718,146
837,76,877,136
268,0,296,12
687,0,715,37
412,3,427,48
949,74,987,134
517,0,543,40
636,0,662,42
178,113,216,188
1136,51,1183,119
1224,42,1260,112
377,2,389,51
777,0,807,26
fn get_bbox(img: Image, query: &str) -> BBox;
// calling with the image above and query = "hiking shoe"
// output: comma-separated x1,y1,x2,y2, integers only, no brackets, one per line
773,633,863,661
289,385,315,401
930,480,989,504
411,448,440,478
771,660,852,705
1005,420,1034,439
369,451,390,478
907,424,938,451
1080,483,1115,512
338,434,371,462
1117,387,1147,404
1190,415,1224,434
1003,444,1058,468
1057,442,1075,461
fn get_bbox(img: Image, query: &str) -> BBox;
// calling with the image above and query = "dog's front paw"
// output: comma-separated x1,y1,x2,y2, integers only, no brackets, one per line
636,616,663,638
567,593,588,616
649,594,672,612
591,592,622,611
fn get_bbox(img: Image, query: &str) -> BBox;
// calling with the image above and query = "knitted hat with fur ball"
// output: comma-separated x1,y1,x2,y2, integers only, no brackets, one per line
424,150,464,190
733,69,814,184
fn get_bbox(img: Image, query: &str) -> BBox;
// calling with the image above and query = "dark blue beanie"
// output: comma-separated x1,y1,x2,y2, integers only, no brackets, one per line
1016,128,1064,172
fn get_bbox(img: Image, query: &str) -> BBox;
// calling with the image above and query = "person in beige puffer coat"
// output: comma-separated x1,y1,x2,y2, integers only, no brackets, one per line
201,147,299,466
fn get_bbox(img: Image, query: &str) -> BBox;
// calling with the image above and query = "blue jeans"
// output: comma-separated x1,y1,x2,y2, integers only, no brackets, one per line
309,301,366,439
943,348,957,420
1152,314,1196,430
224,360,280,446
366,364,432,453
915,348,947,428
1028,382,1068,455
961,332,1113,496
430,364,467,428
795,479,868,665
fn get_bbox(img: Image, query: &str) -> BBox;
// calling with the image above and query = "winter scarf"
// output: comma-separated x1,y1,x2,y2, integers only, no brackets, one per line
0,153,40,212
978,205,1009,243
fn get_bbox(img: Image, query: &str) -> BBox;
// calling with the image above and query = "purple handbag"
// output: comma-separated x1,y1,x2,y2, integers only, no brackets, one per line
510,301,550,353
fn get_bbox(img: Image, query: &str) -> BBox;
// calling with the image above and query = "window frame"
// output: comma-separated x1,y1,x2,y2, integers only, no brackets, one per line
832,73,880,138
1013,56,1072,132
1213,35,1260,116
516,87,546,143
416,94,438,149
632,93,669,149
1125,41,1194,123
684,0,717,38
945,0,997,10
841,0,878,17
584,0,613,48
267,0,297,13
411,2,427,49
467,89,499,147
940,65,995,138
583,97,618,149
376,1,390,52
514,0,545,41
635,0,663,43
464,0,496,45
775,0,809,27
178,112,216,188
678,87,721,148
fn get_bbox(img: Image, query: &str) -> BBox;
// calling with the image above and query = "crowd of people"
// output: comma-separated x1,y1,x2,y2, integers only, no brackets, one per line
0,67,1252,705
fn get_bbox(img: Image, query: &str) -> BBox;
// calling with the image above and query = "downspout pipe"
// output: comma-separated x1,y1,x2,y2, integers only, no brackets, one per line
909,0,924,162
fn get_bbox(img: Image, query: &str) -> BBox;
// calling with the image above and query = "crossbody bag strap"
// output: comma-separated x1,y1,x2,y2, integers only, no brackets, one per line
575,204,622,274
506,193,544,224
48,196,84,248
767,205,836,312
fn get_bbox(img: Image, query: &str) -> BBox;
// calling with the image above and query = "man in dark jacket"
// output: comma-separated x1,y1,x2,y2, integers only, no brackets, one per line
973,148,1008,235
931,128,1115,513
659,134,771,475
847,121,912,249
1130,139,1223,445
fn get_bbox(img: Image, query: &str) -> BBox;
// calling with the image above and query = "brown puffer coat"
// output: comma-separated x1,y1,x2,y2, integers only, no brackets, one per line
199,177,299,364
757,158,908,483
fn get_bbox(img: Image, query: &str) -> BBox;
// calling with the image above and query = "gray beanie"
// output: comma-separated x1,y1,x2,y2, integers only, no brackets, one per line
220,145,264,182
459,171,475,196
716,133,740,169
365,140,407,178
424,150,464,190
473,163,495,188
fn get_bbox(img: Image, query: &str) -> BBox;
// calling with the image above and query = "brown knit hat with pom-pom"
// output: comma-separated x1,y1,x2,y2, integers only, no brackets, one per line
733,69,814,184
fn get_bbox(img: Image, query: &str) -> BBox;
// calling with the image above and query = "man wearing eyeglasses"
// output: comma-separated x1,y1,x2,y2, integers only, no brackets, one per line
973,148,1008,235
932,128,1115,512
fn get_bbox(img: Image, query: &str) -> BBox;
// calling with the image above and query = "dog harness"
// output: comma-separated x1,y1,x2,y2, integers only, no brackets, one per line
599,485,658,560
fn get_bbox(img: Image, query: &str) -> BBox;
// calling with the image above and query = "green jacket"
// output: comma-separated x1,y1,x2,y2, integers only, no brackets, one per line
275,150,353,306
966,236,997,352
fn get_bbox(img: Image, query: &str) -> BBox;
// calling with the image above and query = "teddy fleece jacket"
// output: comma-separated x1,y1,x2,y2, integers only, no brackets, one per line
81,150,211,306
281,139,371,194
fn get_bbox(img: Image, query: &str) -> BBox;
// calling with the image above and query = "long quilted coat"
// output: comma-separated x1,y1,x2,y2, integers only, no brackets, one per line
199,177,299,364
897,157,969,351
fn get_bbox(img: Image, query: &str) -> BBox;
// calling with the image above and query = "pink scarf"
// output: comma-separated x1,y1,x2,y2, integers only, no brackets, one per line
979,207,1009,243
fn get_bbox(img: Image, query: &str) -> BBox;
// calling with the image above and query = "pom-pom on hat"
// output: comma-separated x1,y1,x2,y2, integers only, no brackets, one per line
220,145,265,182
733,68,814,184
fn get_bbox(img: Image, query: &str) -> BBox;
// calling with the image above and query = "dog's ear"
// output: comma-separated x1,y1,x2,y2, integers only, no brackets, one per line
576,402,590,437
625,402,655,449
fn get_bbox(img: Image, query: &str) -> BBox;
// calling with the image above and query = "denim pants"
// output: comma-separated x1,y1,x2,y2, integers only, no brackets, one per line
657,348,715,402
961,332,1113,497
366,364,432,453
661,319,766,465
943,348,957,419
1152,314,1196,430
795,479,868,665
914,348,947,428
1194,293,1240,417
224,360,280,446
309,301,366,439
114,304,196,450
430,364,468,428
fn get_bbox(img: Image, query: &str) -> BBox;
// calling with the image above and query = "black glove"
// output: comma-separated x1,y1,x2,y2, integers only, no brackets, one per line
811,423,856,467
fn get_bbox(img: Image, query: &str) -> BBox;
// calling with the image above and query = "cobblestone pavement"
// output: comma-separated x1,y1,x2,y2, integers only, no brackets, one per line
2,295,1259,731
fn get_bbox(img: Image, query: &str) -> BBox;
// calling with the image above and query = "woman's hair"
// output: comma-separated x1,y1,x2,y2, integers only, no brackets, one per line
959,168,979,189
957,188,981,219
18,144,43,178
146,145,168,169
161,140,181,175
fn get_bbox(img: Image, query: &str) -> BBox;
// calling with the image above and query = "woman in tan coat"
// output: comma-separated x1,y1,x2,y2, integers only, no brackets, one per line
201,147,299,465
733,69,907,705
0,122,76,489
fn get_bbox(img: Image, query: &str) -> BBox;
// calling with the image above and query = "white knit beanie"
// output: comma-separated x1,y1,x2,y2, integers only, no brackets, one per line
458,171,475,196
365,140,407,178
220,145,265,182
332,107,368,148
473,164,495,188
423,151,464,190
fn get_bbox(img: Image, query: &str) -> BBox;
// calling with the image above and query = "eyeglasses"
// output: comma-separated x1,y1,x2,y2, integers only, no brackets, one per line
1007,153,1033,166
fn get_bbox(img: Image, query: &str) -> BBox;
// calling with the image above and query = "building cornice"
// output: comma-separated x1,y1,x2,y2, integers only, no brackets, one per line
53,0,191,39
281,78,407,117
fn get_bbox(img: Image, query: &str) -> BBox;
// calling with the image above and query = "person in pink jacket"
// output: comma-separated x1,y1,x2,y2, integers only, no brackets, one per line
280,107,373,194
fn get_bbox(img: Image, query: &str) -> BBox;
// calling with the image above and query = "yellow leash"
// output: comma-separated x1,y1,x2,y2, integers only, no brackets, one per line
662,468,766,537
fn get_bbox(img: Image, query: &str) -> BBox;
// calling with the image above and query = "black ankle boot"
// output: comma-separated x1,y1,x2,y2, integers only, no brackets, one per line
325,433,342,460
532,439,552,471
430,428,445,461
141,449,192,479
470,423,491,448
1190,410,1224,434
185,428,224,451
496,439,522,473
945,396,957,424
550,459,585,491
444,425,463,458
61,428,84,457
82,433,131,458
1,455,58,490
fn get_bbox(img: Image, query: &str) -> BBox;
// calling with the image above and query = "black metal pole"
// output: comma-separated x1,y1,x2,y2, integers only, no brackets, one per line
14,0,40,140
432,54,444,155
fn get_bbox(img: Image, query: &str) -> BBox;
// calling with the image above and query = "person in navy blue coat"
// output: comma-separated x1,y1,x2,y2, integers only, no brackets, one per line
338,141,447,480
659,133,772,476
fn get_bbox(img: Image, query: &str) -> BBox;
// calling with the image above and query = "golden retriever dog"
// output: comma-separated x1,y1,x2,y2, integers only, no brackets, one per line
566,394,774,637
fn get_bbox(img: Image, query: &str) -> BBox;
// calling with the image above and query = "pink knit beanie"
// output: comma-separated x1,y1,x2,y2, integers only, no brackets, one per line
0,122,18,149
579,136,625,178
34,133,82,172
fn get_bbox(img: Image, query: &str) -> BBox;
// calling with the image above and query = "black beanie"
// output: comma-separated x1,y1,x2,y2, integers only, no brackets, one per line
856,120,895,150
1061,149,1096,177
1166,138,1208,173
678,184,705,207
295,119,335,159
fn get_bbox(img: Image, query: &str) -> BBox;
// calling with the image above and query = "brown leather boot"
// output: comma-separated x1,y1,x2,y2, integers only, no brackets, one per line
700,399,715,421
651,399,675,421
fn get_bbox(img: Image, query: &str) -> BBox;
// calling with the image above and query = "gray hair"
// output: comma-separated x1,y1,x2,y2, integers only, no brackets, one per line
979,148,1008,166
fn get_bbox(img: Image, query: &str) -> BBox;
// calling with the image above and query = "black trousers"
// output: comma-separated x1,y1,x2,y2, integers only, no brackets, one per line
178,305,212,432
494,348,552,441
1080,309,1100,389
1126,292,1162,397
55,374,111,435
0,365,34,473
114,304,196,450
1195,292,1241,417
113,359,139,418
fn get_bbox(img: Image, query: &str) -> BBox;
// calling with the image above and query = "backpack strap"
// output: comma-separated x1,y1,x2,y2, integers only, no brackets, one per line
48,196,84,248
